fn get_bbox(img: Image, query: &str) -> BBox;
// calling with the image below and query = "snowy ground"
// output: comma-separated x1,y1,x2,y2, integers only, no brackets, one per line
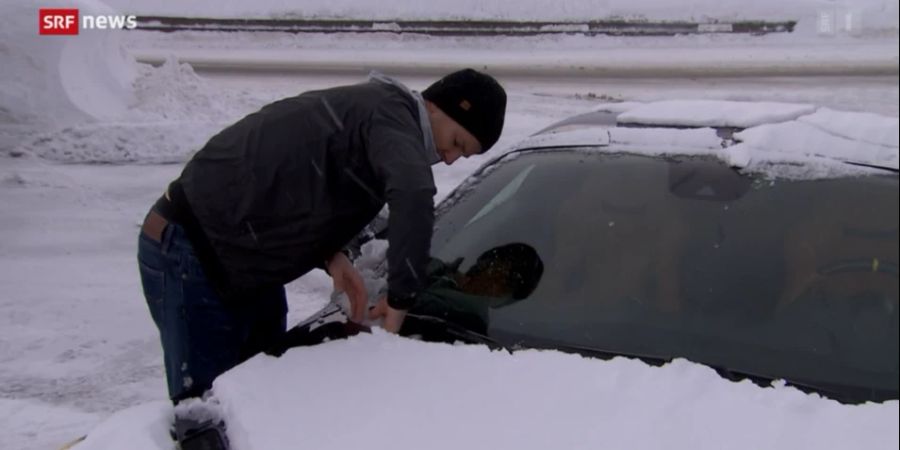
1,1,899,449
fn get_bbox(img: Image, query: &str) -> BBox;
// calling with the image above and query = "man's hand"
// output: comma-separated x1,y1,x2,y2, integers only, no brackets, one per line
326,252,367,323
368,295,408,333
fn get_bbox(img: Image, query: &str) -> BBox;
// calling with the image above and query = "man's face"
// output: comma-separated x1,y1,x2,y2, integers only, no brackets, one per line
426,101,482,165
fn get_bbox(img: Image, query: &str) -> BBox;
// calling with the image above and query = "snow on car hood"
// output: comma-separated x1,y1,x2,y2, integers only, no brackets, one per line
515,100,899,177
74,331,899,450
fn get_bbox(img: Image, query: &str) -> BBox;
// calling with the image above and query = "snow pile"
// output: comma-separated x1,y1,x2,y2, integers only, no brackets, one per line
15,121,217,164
0,0,137,127
14,58,272,163
75,331,900,450
0,0,140,155
1,0,276,160
616,100,817,128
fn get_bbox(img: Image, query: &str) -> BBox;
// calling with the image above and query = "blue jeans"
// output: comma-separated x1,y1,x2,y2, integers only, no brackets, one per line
137,217,287,402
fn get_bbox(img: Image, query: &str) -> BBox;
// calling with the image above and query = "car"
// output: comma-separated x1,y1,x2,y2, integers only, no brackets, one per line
286,100,899,404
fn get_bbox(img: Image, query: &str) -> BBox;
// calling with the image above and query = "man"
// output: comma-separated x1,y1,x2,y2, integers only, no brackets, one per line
136,68,507,404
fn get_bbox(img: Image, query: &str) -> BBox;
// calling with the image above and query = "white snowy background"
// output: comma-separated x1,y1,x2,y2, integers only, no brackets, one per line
0,0,898,449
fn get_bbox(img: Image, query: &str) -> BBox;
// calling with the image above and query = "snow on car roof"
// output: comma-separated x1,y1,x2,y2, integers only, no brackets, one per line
514,127,612,149
732,120,899,171
798,107,899,148
615,100,817,128
513,100,899,176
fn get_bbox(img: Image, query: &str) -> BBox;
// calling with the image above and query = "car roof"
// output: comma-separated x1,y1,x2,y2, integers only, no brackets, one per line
508,100,899,176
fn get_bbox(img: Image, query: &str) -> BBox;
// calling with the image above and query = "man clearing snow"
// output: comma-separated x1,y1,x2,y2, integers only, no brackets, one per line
136,69,507,412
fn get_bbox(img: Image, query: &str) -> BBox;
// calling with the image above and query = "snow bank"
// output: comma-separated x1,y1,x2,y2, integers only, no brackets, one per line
16,122,219,164
13,58,271,163
0,0,137,127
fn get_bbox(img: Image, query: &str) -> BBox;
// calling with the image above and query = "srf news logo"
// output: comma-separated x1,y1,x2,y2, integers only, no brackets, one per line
39,8,137,35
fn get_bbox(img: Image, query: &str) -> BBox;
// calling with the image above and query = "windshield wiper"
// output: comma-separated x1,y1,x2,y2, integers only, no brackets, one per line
843,160,899,174
404,313,509,350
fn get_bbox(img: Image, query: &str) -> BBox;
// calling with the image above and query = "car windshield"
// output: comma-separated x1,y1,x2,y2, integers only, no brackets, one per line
431,149,899,402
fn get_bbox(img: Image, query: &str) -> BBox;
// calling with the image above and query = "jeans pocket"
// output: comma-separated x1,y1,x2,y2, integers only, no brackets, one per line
139,261,166,325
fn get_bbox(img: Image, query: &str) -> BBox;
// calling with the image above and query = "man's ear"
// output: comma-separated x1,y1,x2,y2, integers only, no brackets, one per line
425,102,443,132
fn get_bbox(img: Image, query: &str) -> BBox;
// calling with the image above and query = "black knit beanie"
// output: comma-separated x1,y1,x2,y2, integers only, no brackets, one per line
422,68,507,152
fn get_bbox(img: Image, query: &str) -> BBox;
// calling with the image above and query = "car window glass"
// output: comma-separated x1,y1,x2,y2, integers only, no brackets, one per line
465,164,536,228
431,149,899,402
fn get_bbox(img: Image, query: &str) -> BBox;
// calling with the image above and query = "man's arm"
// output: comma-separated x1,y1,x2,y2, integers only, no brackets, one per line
366,100,437,329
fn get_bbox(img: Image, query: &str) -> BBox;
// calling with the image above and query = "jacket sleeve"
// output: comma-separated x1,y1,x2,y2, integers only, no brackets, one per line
367,101,437,310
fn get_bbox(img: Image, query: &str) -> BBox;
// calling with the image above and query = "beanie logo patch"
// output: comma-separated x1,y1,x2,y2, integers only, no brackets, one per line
459,99,472,111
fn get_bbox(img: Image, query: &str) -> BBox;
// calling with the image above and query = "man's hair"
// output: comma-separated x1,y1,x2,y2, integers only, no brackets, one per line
466,243,544,300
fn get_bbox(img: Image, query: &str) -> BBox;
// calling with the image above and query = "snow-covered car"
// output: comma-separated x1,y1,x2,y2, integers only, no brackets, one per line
291,100,899,404
70,100,899,450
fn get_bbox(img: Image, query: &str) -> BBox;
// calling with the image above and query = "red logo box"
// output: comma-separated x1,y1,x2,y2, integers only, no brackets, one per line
39,8,79,35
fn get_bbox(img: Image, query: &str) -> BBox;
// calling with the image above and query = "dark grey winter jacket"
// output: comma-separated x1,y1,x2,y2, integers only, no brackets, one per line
178,80,437,305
